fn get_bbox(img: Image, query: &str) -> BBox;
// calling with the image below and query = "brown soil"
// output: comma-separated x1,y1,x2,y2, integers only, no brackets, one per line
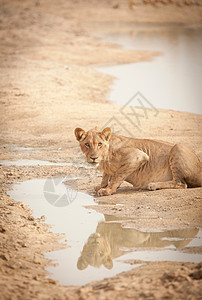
0,0,202,299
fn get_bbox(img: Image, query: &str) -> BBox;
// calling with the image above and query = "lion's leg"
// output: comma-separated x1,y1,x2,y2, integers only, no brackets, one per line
95,173,110,192
97,168,132,196
168,143,202,188
97,150,149,196
148,143,201,191
148,181,187,191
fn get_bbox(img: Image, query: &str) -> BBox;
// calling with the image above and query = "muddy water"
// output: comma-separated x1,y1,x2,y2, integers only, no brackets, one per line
8,178,202,286
97,26,202,115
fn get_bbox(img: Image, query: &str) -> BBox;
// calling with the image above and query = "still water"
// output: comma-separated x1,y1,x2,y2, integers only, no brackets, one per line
8,177,202,286
0,159,93,169
97,26,202,114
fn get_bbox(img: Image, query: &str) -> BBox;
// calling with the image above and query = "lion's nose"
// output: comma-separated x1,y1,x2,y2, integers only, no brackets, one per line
90,156,98,162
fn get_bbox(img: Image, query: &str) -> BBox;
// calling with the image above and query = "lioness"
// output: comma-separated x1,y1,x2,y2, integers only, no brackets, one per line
77,215,199,270
74,127,202,196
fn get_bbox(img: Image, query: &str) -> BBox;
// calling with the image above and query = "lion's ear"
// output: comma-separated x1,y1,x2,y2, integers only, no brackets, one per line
103,255,113,269
77,256,88,270
74,128,87,141
100,127,111,142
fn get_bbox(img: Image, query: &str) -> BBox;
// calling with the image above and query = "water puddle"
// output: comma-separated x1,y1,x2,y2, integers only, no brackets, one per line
96,25,202,115
0,159,93,169
8,178,202,286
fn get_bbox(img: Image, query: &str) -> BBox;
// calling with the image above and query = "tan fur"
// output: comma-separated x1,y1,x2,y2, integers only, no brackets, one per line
77,215,199,270
74,127,202,196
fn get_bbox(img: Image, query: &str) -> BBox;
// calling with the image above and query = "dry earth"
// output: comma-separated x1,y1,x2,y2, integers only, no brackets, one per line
0,0,202,299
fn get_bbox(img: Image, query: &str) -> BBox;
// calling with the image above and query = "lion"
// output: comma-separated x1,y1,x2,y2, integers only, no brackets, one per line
77,215,199,270
74,126,202,196
77,232,113,270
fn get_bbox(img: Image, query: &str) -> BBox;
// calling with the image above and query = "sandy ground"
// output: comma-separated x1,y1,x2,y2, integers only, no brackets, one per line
0,0,202,299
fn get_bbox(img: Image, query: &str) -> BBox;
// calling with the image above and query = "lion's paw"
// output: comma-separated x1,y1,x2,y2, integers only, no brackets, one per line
175,182,187,189
97,188,112,197
148,182,158,191
94,185,101,193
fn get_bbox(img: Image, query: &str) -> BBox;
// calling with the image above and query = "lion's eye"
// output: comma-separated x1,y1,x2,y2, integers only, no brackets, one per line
98,142,102,148
85,143,90,149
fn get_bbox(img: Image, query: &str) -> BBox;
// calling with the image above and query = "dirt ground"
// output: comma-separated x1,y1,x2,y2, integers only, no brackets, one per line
0,0,202,299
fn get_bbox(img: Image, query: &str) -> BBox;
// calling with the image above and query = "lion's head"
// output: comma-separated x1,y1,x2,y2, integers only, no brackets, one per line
77,233,113,270
74,127,111,165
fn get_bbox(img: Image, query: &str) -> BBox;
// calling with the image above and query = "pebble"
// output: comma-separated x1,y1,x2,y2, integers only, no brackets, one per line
0,253,9,261
48,278,57,284
0,225,6,233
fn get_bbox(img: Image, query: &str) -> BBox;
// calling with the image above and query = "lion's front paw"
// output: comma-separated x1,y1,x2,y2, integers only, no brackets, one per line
148,182,158,191
96,188,113,197
175,183,187,189
94,185,101,193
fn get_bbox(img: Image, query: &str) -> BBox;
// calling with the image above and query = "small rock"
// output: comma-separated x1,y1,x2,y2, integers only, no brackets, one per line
48,278,57,284
20,203,26,209
5,263,15,269
64,65,71,70
0,253,9,261
0,225,6,233
40,215,46,221
19,265,29,270
189,270,202,280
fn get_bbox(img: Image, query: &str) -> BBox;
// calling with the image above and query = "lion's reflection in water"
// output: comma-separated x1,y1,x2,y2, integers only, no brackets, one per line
77,215,198,270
